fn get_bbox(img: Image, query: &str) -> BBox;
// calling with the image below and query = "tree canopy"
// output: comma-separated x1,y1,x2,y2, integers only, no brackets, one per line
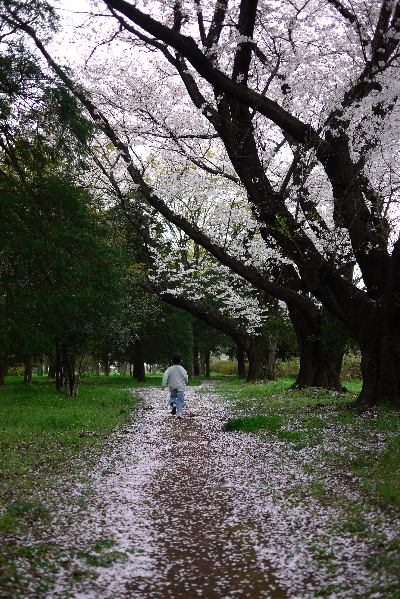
2,0,400,405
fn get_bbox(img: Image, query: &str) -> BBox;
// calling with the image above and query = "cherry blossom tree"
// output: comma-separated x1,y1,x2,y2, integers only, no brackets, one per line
89,0,400,407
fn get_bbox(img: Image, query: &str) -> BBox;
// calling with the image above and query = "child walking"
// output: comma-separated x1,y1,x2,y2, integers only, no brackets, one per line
162,353,188,419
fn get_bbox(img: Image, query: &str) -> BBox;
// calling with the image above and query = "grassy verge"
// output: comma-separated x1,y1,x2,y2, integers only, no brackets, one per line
0,373,204,521
0,374,173,597
215,377,400,597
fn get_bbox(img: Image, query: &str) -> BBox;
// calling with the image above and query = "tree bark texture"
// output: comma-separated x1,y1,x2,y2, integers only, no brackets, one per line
205,352,210,378
287,304,347,391
246,331,276,382
133,340,146,382
237,344,246,379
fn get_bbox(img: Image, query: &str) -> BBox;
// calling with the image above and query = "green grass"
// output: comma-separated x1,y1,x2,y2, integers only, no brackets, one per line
213,376,361,409
0,376,144,528
223,414,282,432
0,372,205,526
217,377,400,597
217,377,400,513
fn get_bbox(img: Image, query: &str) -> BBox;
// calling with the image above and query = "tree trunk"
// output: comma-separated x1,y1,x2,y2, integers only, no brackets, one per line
133,340,146,382
55,342,64,391
37,357,44,377
287,304,347,391
246,331,275,382
199,353,206,375
266,332,278,381
24,355,33,384
134,356,146,382
187,320,194,380
48,352,56,378
62,348,77,399
237,345,246,379
205,352,210,378
193,338,199,376
43,357,49,376
0,356,6,385
356,315,400,408
119,363,127,376
102,353,110,377
151,364,157,374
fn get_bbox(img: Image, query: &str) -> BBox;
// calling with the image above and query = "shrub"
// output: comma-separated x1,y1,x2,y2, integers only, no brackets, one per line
209,360,249,376
7,365,24,376
275,353,362,381
276,357,300,379
340,352,362,380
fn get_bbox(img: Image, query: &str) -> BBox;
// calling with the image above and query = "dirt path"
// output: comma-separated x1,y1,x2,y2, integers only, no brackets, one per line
125,404,286,599
19,384,398,598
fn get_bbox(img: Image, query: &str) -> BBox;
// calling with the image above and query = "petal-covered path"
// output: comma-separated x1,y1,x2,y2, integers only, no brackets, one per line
21,383,399,598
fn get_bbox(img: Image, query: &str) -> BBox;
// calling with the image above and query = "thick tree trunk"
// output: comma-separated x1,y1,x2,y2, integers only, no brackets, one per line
287,304,347,391
356,317,400,408
266,332,278,381
134,356,146,382
246,331,276,382
24,355,33,384
133,340,146,382
119,363,127,376
102,353,110,377
237,345,246,379
151,364,157,374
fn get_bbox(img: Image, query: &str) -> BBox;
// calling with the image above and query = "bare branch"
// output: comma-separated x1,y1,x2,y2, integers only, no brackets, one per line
193,0,206,46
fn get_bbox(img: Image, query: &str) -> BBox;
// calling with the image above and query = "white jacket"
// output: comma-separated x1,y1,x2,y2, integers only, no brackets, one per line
162,365,188,391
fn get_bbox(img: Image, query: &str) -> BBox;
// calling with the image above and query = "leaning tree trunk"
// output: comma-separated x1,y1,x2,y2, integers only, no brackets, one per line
287,304,347,391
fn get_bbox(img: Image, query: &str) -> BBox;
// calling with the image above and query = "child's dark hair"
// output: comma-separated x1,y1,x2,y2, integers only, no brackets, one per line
171,353,182,364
